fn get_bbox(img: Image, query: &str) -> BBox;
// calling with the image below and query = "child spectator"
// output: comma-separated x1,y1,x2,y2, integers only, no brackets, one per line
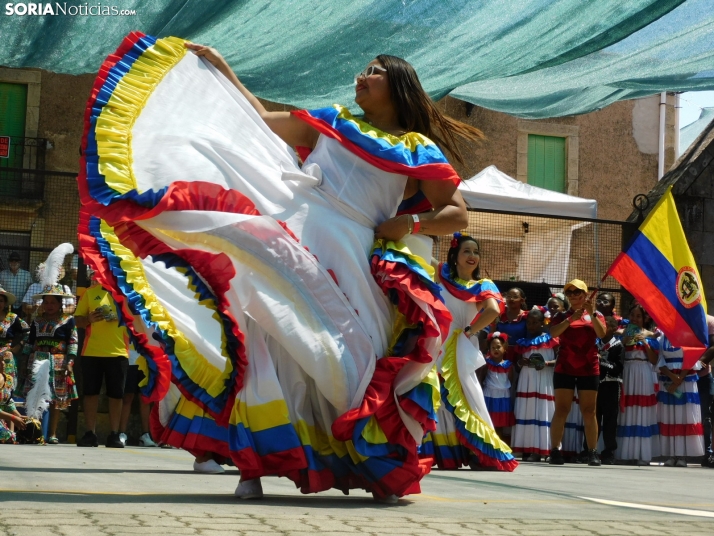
546,294,568,320
595,292,620,322
512,308,557,461
657,334,705,466
494,288,529,345
616,304,659,465
0,360,25,443
596,316,624,465
483,332,515,440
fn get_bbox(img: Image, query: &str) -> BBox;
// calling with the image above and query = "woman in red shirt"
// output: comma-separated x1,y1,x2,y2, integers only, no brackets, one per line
548,279,606,466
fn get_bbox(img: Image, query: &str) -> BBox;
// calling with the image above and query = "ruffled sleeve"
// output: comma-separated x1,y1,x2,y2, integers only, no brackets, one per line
291,105,460,185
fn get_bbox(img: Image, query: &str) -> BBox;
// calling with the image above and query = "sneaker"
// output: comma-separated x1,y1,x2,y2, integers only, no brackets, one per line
193,459,225,474
636,459,650,466
704,455,714,468
548,448,565,465
664,457,676,467
77,430,98,447
234,478,263,500
138,433,157,447
118,433,128,446
526,454,542,462
588,449,601,466
675,458,687,468
105,431,125,448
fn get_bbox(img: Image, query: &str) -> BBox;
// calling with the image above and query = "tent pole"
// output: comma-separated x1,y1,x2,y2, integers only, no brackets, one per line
674,93,681,161
658,92,666,180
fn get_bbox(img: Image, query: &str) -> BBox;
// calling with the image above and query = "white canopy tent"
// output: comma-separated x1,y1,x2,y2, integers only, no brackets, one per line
452,166,598,286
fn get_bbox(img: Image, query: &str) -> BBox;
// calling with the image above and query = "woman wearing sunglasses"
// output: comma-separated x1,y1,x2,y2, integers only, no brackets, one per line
548,279,606,466
80,33,485,504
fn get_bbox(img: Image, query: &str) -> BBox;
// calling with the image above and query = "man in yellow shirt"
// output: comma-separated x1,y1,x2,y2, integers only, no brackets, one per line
75,275,129,448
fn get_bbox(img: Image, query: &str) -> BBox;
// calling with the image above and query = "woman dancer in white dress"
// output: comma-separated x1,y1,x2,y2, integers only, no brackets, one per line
78,32,485,502
421,233,517,471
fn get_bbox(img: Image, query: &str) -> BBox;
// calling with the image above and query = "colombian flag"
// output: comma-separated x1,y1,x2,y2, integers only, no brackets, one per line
606,187,708,368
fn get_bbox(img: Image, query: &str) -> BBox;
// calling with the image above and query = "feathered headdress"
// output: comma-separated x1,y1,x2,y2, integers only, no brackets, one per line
32,243,74,300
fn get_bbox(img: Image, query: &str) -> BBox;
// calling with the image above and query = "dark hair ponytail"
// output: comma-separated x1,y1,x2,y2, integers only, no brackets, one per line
376,54,485,165
447,234,481,280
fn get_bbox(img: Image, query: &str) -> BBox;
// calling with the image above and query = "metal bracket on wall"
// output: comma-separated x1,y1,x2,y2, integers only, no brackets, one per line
632,194,650,224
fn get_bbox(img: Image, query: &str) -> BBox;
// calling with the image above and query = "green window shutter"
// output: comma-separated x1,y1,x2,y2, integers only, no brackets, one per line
527,134,566,193
0,82,27,196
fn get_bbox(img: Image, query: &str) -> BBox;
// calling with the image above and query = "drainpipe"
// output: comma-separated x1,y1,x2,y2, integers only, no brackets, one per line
658,92,666,180
674,93,681,161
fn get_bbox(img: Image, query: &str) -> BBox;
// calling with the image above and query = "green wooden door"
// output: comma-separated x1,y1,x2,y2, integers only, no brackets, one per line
0,82,28,196
527,134,566,193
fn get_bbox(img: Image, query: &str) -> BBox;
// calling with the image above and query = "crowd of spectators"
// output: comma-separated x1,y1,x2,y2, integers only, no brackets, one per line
476,283,714,468
0,251,157,448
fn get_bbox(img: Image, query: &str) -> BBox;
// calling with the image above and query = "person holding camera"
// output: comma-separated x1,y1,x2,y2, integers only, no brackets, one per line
75,272,129,448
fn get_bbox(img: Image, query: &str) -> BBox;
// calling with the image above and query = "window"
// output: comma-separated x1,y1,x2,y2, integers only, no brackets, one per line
0,82,28,196
527,134,566,193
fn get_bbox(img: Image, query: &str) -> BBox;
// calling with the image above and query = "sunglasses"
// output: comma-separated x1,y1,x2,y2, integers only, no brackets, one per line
355,64,386,83
564,289,585,297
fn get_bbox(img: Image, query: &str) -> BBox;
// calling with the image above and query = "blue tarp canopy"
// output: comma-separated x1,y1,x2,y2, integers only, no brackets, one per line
1,0,713,118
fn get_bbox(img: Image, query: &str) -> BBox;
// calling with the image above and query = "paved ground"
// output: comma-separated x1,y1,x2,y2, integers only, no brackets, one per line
1,444,713,535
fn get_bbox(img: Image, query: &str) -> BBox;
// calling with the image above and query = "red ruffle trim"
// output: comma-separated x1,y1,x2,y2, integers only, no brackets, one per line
291,110,461,186
332,258,451,497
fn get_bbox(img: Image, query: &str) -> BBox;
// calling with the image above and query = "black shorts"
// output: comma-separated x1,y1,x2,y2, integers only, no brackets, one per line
81,356,128,399
123,364,146,395
553,372,600,391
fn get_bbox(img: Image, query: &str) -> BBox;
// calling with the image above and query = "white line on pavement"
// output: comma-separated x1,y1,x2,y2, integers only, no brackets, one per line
580,496,714,518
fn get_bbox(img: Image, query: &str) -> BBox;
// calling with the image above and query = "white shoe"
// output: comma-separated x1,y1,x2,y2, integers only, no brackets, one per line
372,493,399,504
234,478,263,499
675,458,688,468
663,457,676,467
138,433,157,447
193,459,225,474
118,433,127,446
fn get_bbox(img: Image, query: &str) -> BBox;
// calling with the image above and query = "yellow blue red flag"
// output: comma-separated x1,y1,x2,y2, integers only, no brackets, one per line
606,187,708,368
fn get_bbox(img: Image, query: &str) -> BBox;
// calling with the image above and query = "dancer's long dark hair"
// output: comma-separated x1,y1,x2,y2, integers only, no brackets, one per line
447,235,481,280
376,54,484,165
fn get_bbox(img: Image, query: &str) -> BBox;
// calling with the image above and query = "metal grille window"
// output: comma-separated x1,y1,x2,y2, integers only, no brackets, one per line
527,134,566,193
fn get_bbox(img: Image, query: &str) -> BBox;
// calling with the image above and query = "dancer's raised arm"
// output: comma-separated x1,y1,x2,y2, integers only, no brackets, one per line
186,43,318,150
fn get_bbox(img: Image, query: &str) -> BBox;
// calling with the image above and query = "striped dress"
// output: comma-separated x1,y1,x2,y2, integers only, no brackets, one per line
511,333,557,456
561,390,585,457
656,335,704,458
484,358,515,427
616,340,659,462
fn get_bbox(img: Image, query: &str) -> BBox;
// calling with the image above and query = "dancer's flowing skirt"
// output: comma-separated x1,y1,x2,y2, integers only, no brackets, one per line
420,331,516,471
78,33,450,497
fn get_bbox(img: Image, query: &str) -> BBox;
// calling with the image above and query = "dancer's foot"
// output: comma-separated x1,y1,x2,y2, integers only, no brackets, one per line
372,493,399,504
193,459,225,474
234,478,263,499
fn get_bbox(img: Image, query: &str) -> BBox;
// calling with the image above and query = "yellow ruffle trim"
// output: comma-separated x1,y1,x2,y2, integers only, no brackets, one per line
372,239,436,281
441,329,513,454
98,219,231,398
333,104,437,152
95,37,187,195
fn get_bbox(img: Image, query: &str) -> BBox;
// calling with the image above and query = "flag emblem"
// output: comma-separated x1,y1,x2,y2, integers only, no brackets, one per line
677,267,701,308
